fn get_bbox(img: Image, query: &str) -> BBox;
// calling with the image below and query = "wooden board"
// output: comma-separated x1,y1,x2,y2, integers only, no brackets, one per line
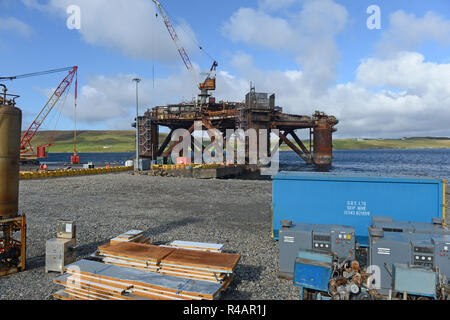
59,271,206,300
98,253,159,265
160,265,226,277
161,249,241,273
55,274,130,295
116,230,144,239
169,241,223,252
98,242,175,263
64,259,225,300
53,289,73,300
159,270,226,282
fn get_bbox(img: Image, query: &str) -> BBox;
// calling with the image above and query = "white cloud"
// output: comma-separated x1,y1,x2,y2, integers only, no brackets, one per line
0,17,31,37
221,51,450,138
377,10,450,56
22,0,199,63
222,0,348,94
356,52,450,98
36,48,450,137
23,0,450,138
222,8,296,49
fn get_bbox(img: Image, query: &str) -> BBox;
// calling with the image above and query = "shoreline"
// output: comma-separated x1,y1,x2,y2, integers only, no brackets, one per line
42,147,450,154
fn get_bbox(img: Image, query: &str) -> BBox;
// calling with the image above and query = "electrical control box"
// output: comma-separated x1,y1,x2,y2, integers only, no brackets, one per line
369,229,450,295
371,216,450,235
293,250,334,294
392,263,438,298
279,222,355,279
45,238,76,273
57,220,76,240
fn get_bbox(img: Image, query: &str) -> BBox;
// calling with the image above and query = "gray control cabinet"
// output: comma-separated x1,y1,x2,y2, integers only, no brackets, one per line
369,230,450,295
279,222,355,279
57,220,76,239
371,216,450,235
279,223,313,279
369,231,411,294
45,238,76,273
433,235,450,277
393,263,438,298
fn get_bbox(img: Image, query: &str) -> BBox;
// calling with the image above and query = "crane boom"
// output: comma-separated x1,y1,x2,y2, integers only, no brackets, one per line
152,0,217,100
152,0,194,73
20,66,78,156
0,67,75,82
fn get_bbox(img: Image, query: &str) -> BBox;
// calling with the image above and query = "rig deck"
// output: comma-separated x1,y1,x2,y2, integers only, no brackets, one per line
136,89,338,168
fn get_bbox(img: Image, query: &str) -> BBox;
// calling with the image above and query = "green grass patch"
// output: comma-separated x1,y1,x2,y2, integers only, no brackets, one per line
24,131,450,153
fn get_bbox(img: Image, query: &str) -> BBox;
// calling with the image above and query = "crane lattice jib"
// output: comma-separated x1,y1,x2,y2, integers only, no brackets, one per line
20,67,77,154
153,0,194,72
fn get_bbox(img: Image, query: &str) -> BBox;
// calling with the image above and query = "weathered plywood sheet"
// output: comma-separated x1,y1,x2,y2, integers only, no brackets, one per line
117,230,144,239
64,259,224,299
169,241,223,252
98,242,175,263
161,249,240,272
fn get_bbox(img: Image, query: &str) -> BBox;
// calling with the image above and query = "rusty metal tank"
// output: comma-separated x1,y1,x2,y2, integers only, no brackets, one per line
313,113,338,168
0,93,22,219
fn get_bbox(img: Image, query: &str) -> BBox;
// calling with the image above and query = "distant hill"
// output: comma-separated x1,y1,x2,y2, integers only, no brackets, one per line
24,130,165,153
23,131,450,153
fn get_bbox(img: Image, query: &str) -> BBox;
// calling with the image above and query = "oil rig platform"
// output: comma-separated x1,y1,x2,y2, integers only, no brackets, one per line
136,87,339,169
135,1,339,171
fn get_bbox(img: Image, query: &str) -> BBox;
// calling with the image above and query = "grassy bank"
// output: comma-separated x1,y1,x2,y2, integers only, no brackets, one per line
280,137,450,151
27,131,450,153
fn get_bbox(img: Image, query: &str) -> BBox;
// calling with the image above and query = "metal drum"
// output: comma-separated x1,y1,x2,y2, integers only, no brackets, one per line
0,102,22,219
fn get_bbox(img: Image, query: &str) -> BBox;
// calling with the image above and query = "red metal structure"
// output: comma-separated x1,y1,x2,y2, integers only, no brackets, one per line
0,66,79,160
20,66,78,158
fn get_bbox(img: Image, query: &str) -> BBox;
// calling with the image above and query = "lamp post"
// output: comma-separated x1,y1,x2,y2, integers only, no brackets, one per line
132,78,141,171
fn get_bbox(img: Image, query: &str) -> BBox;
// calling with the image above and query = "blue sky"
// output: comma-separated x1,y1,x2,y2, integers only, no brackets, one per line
1,0,450,138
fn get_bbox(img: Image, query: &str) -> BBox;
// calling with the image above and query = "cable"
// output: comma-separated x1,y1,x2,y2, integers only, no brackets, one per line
159,3,216,63
0,67,76,81
47,80,72,152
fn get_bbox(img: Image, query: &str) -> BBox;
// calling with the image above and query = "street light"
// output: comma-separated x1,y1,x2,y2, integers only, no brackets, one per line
132,78,141,171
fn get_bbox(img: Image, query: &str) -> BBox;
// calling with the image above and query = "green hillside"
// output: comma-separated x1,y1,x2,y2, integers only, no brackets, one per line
27,130,165,153
280,137,450,151
25,131,450,153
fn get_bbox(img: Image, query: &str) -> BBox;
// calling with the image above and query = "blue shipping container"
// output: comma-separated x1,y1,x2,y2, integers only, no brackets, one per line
271,172,447,246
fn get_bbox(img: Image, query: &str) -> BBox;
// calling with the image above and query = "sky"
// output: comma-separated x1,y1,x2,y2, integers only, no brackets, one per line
0,0,449,139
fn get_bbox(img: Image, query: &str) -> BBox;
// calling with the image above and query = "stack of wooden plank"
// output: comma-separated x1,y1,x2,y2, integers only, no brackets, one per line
97,242,174,272
95,242,240,283
109,230,148,245
53,259,232,300
166,241,223,252
159,249,240,283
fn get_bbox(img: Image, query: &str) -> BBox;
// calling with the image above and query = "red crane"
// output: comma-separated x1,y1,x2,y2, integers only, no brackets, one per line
0,66,79,162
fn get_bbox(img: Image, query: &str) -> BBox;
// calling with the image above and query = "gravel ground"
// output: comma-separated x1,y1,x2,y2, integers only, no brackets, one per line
1,174,448,300
0,172,301,300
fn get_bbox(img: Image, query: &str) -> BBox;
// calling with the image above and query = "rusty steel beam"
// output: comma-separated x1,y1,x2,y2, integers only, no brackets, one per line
277,131,313,165
157,129,174,157
141,98,338,167
202,118,224,161
288,129,313,163
162,124,195,158
269,131,286,162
